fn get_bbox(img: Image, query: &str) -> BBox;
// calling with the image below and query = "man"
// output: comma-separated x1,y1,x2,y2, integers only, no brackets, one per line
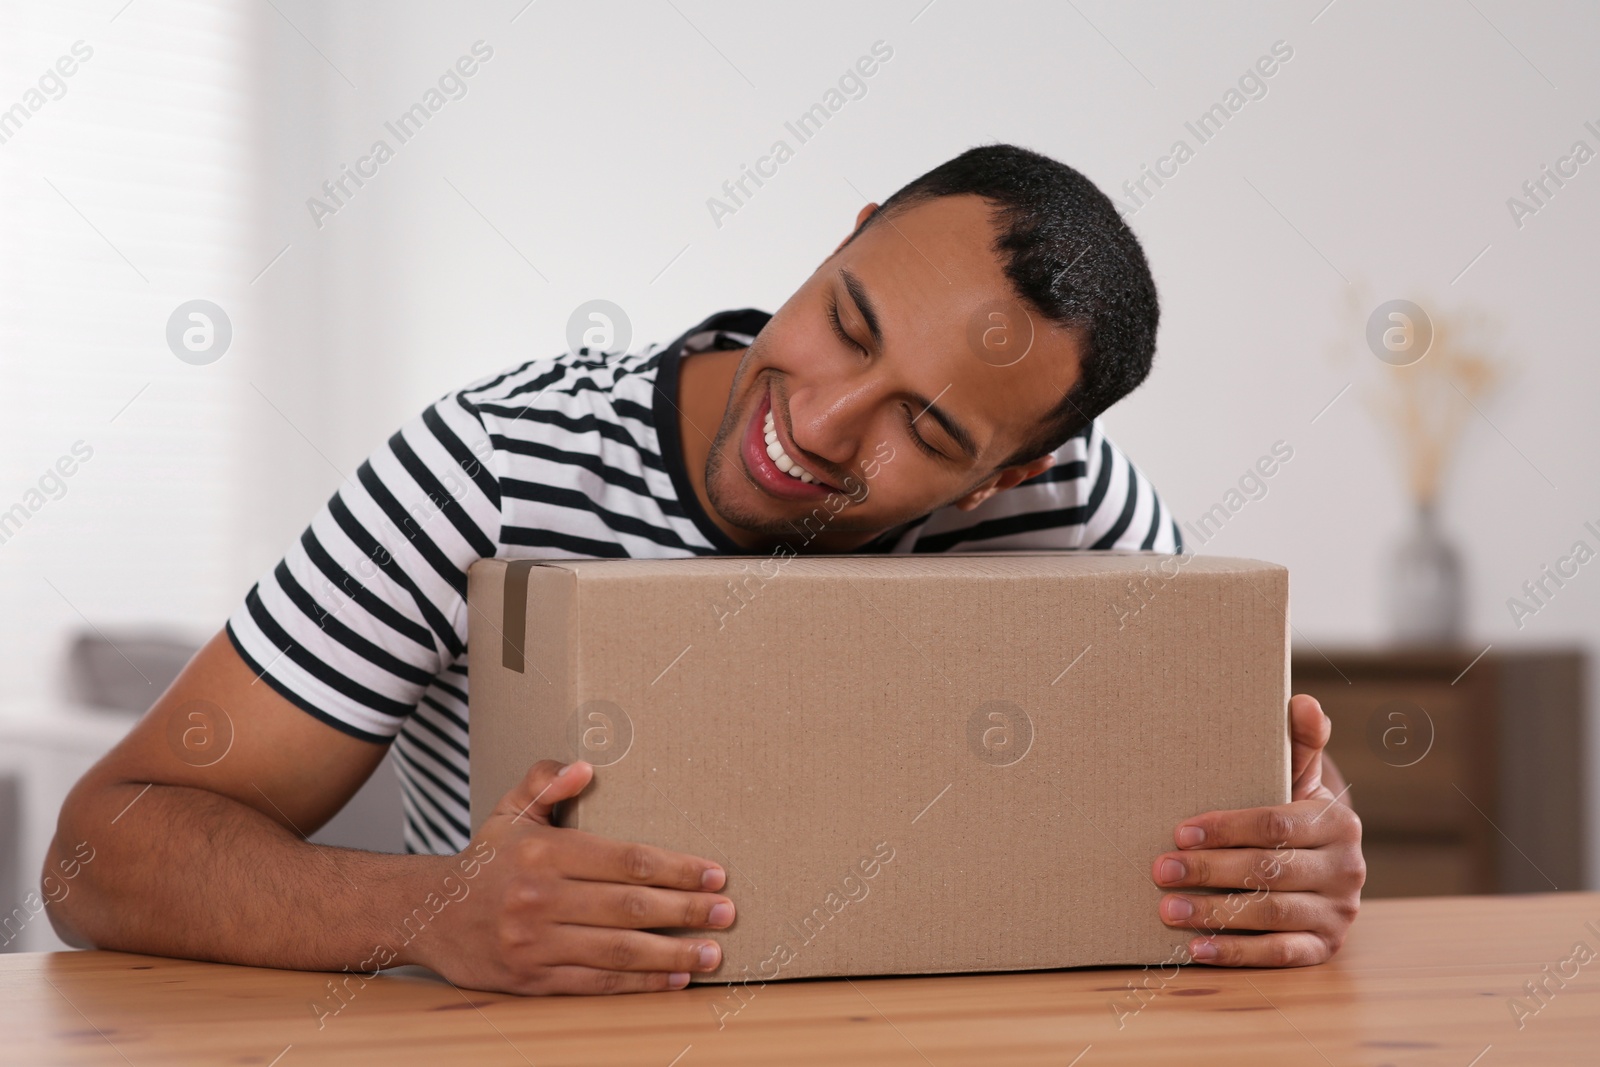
47,144,1363,995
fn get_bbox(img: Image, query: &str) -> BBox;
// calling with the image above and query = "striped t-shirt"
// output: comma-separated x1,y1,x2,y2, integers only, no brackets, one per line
226,307,1181,854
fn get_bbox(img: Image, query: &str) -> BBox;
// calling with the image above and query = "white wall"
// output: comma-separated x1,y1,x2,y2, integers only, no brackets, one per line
6,1,1598,884
0,0,260,703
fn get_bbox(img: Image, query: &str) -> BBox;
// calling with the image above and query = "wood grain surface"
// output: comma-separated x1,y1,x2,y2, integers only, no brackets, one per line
4,892,1597,1065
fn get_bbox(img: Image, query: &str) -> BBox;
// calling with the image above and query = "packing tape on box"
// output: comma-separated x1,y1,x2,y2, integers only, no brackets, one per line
501,559,538,673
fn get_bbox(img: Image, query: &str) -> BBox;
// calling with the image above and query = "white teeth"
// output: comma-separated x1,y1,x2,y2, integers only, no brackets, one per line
761,407,819,485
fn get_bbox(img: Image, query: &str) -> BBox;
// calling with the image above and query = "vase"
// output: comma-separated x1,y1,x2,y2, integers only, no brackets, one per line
1387,501,1465,644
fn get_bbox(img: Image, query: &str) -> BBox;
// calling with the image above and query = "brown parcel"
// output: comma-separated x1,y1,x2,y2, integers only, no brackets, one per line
468,552,1290,984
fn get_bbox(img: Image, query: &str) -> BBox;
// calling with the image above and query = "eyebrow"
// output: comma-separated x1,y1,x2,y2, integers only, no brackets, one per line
839,268,884,347
837,268,979,462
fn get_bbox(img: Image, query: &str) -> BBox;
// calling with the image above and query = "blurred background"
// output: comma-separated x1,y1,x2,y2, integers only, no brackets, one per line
1,0,1595,949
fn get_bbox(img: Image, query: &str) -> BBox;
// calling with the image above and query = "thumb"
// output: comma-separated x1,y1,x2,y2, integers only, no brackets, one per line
494,759,594,827
1288,694,1330,801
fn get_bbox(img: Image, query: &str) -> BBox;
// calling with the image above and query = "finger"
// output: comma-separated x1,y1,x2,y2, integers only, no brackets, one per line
1152,846,1330,894
556,830,727,892
1175,797,1357,851
550,925,722,975
494,760,594,827
1186,930,1334,968
1289,694,1329,800
1158,888,1322,936
534,966,693,995
558,882,735,931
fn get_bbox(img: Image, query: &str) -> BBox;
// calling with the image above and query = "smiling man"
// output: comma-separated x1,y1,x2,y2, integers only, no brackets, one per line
47,144,1363,995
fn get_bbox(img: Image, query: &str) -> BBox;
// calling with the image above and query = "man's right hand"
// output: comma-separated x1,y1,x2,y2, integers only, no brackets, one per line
44,632,732,999
416,760,735,995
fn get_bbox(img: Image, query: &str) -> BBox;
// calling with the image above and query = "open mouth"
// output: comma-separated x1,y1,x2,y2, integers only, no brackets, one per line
740,387,833,500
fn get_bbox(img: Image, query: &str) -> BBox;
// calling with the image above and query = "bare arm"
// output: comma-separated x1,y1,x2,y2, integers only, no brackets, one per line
45,630,448,967
45,630,735,993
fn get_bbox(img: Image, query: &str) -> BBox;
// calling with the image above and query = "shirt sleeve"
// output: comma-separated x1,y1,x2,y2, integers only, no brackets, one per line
224,389,503,742
895,420,1183,555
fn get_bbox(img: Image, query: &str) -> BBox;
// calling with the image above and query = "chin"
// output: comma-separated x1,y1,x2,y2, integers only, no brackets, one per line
702,446,790,537
705,451,871,541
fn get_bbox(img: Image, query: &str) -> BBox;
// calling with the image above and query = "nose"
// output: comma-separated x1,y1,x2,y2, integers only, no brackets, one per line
785,372,885,472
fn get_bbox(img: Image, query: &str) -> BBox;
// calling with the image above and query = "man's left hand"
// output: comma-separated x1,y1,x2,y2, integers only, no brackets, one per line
1150,693,1365,967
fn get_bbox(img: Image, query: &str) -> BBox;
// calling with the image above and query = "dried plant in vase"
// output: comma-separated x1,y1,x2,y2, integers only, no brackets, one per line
1333,288,1505,643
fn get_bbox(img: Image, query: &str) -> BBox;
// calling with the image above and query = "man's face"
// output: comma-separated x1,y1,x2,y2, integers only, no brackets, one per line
702,193,1084,545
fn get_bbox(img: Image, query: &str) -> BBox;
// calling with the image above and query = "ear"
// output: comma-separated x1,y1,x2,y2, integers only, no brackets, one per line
951,453,1056,512
833,202,879,255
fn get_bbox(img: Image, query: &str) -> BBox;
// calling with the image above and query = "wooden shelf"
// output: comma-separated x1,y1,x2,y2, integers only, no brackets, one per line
1292,646,1586,897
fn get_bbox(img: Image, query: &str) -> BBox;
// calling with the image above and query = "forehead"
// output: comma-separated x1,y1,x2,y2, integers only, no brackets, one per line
836,194,1082,456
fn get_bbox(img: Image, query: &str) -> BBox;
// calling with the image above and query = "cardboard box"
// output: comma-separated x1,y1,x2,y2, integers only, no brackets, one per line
468,552,1290,983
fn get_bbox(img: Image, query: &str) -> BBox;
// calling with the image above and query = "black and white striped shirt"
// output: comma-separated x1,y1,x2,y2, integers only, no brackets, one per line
226,308,1181,854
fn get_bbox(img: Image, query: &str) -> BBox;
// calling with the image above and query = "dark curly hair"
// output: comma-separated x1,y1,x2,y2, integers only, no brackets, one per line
845,143,1160,467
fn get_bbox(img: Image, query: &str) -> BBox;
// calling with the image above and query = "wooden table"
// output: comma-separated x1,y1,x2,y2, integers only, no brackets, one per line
4,893,1597,1065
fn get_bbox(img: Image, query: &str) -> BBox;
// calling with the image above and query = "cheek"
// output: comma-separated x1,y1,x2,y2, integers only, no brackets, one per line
761,303,830,368
853,451,962,514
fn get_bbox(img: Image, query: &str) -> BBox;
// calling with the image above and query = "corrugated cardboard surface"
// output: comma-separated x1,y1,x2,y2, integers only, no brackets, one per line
468,552,1290,983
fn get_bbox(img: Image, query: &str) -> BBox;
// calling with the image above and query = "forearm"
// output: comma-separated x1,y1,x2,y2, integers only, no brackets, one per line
45,777,452,971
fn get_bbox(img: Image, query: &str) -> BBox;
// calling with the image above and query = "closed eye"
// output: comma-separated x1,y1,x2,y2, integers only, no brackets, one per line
903,402,942,458
826,296,867,356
